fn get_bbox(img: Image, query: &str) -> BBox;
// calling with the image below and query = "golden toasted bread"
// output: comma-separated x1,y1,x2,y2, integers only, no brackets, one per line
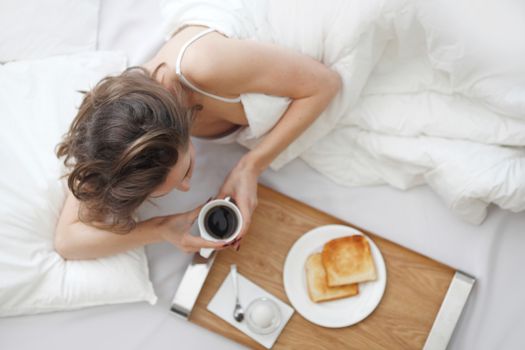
305,253,359,303
322,235,377,286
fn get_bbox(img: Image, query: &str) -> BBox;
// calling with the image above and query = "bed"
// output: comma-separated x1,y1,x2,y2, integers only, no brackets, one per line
1,0,524,349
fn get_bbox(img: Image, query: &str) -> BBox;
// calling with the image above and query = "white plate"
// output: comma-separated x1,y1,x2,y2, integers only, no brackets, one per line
283,224,387,328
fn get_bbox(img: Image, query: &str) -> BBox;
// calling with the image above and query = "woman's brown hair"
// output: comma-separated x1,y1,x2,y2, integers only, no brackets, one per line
56,66,195,233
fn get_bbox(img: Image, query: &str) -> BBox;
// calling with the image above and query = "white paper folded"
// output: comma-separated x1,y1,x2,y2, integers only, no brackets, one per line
207,270,294,349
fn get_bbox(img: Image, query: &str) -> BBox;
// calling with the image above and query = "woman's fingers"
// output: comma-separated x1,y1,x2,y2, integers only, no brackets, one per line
235,196,253,235
216,186,229,200
183,234,224,251
232,239,241,250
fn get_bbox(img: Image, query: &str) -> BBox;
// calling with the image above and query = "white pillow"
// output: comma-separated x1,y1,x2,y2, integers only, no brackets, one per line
0,51,158,317
0,0,99,63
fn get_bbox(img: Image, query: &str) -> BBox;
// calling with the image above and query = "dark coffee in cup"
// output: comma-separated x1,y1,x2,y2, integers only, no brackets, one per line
204,205,239,239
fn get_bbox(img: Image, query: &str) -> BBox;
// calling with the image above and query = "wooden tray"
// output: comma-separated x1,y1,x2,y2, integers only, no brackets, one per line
189,185,456,349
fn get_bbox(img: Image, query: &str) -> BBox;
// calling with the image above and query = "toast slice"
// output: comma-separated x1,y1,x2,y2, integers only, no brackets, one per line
322,235,377,286
305,253,359,302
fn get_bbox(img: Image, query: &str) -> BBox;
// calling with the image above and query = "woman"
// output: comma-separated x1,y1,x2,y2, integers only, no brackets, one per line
54,24,341,260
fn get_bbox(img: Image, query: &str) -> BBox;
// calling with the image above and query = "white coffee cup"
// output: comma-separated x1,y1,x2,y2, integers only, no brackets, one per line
198,197,243,258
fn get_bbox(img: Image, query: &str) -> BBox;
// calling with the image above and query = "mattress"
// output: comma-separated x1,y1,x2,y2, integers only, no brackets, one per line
1,1,524,349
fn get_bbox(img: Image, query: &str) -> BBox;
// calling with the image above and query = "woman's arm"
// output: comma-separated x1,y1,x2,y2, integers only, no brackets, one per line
55,191,223,260
189,37,342,171
187,37,341,242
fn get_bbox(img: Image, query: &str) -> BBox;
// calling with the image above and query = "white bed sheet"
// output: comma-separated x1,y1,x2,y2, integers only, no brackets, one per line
1,1,524,349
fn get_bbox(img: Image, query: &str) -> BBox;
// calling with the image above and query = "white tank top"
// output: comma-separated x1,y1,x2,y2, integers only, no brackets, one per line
175,28,242,104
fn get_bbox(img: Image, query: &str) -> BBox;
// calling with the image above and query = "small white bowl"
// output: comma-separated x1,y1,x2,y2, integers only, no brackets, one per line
245,297,282,334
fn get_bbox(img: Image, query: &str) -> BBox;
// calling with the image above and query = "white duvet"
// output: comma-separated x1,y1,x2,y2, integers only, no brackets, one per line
161,0,525,224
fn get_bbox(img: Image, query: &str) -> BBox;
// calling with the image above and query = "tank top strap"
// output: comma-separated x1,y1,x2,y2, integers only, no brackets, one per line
175,28,242,104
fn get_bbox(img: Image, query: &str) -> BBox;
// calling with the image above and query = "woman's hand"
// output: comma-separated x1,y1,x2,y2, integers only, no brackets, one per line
217,157,260,249
158,202,225,253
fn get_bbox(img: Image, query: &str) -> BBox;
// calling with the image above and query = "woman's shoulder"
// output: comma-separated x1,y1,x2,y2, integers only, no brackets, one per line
155,26,228,88
159,27,249,111
174,27,231,82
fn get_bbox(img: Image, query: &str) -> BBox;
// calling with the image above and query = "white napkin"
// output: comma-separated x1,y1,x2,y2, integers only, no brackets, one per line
207,270,294,349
